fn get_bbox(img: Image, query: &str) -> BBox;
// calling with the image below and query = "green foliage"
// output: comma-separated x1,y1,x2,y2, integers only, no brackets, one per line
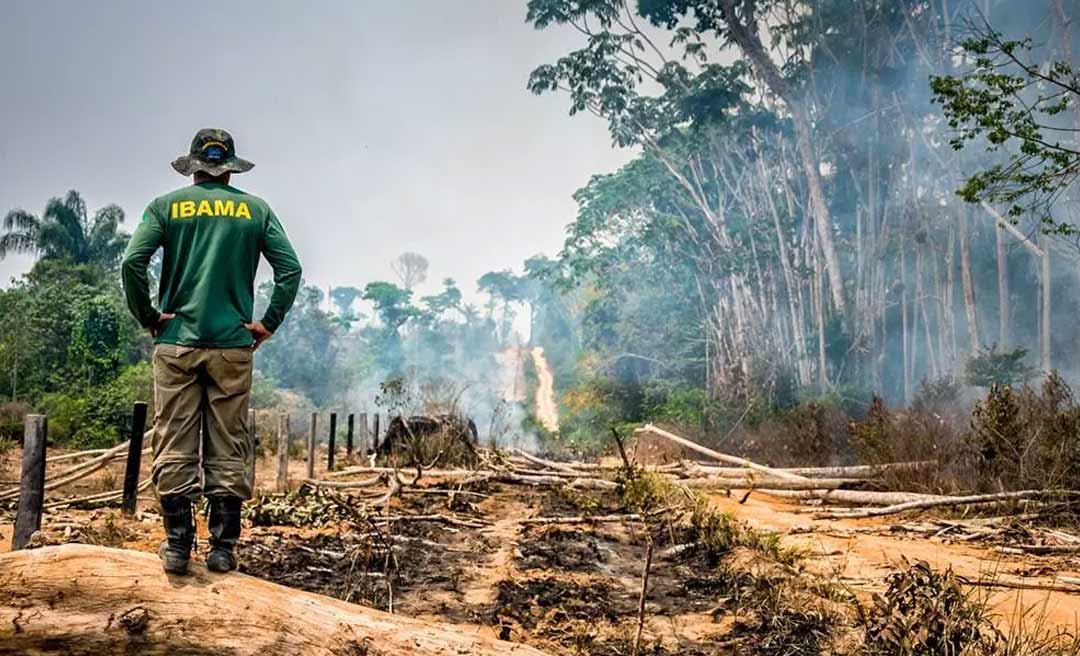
41,362,153,449
256,282,352,406
647,386,708,426
964,347,1036,388
1,190,129,268
931,22,1080,232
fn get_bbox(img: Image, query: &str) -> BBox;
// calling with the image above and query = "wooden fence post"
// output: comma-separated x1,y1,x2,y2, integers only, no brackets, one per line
121,402,148,515
345,414,355,464
247,408,257,491
358,412,369,457
306,412,317,480
276,414,290,492
12,415,47,550
373,413,380,452
327,412,337,472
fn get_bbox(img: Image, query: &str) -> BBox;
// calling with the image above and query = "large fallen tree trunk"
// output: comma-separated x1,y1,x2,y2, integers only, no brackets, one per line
814,489,1080,519
633,424,809,482
756,488,946,506
0,544,549,656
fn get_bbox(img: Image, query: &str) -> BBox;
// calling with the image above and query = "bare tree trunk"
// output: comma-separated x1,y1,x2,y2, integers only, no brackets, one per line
900,243,912,404
1041,235,1052,374
0,545,547,656
959,208,981,354
996,224,1010,348
814,236,828,393
760,157,810,386
916,244,939,379
943,226,958,371
717,0,847,317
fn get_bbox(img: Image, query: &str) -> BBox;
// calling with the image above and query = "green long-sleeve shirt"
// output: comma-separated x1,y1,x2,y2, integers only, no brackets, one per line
121,182,302,347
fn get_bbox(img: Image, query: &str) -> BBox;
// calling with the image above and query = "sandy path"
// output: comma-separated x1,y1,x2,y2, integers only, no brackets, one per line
530,347,559,433
710,491,1080,633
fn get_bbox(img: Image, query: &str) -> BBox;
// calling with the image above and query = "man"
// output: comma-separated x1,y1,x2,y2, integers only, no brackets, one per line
122,129,302,575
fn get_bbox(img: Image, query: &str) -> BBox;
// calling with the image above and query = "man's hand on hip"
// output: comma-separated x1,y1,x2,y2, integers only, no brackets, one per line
148,313,175,338
243,321,274,350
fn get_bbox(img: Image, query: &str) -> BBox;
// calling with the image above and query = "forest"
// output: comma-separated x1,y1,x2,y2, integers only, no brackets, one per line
7,1,1080,655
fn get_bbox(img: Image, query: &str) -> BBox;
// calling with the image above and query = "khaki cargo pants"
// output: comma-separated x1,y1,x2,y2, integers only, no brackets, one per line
151,344,254,500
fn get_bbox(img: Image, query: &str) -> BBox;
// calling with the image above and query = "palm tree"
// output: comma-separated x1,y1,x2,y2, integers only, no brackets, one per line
0,190,129,269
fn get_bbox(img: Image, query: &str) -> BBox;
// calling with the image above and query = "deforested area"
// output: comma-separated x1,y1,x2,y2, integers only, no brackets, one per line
5,1,1080,654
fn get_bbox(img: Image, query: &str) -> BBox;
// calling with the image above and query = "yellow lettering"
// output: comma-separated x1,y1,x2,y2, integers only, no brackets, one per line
170,202,178,219
196,200,213,216
214,200,235,217
179,201,196,218
235,202,251,219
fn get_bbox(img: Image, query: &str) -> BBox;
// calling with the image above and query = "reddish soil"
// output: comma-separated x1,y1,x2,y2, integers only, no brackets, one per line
4,447,1080,651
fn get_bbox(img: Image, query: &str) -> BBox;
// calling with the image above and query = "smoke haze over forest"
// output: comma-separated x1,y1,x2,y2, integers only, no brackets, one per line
0,1,632,311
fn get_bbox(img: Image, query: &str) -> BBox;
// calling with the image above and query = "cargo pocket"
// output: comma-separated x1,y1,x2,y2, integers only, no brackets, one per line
210,348,253,397
153,345,198,391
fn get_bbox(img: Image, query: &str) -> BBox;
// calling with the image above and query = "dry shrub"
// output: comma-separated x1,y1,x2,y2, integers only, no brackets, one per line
851,396,968,494
969,373,1080,492
79,511,137,548
861,560,1002,656
739,401,853,467
381,414,479,468
732,579,838,656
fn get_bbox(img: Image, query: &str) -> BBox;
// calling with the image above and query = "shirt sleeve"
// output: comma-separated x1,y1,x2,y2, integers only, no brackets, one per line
121,202,166,328
259,208,302,333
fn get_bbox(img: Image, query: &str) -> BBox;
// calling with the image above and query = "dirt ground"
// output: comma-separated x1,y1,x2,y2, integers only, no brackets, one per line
3,446,1080,653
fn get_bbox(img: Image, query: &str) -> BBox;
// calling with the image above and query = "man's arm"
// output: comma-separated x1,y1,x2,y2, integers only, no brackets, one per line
256,209,302,334
121,205,170,332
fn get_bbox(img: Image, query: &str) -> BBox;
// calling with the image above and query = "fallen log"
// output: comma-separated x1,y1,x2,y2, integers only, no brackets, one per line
759,488,946,506
814,490,1080,519
43,478,153,510
325,466,478,480
633,425,809,482
45,448,110,464
0,544,550,655
512,448,580,474
996,544,1080,556
0,443,151,502
678,477,867,491
302,475,384,489
493,472,618,490
683,461,934,479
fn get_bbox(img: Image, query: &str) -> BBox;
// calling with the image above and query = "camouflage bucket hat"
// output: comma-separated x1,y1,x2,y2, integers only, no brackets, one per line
171,128,254,176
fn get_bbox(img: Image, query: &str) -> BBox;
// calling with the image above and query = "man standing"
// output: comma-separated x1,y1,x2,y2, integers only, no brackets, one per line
122,129,302,574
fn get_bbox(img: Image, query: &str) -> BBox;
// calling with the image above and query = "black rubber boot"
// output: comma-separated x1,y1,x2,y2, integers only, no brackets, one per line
206,496,243,572
158,495,195,575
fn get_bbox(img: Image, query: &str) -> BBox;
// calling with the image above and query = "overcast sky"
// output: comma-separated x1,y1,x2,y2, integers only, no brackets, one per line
0,1,633,309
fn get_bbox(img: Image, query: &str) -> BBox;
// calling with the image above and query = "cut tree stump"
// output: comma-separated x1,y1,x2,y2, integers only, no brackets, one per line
0,544,550,656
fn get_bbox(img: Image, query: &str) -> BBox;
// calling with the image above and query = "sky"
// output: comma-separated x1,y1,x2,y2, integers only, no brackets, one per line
0,1,634,310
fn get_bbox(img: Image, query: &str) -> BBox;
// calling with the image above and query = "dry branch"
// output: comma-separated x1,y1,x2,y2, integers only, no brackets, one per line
0,443,151,502
677,477,866,491
302,475,384,489
0,544,550,655
762,489,946,506
814,490,1080,519
43,478,153,510
493,472,618,490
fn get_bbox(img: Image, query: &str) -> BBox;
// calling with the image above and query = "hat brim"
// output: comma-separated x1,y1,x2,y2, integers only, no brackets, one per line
171,155,254,176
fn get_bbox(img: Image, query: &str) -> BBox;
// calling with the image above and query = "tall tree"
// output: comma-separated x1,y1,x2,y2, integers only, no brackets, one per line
391,252,429,290
1,191,129,270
